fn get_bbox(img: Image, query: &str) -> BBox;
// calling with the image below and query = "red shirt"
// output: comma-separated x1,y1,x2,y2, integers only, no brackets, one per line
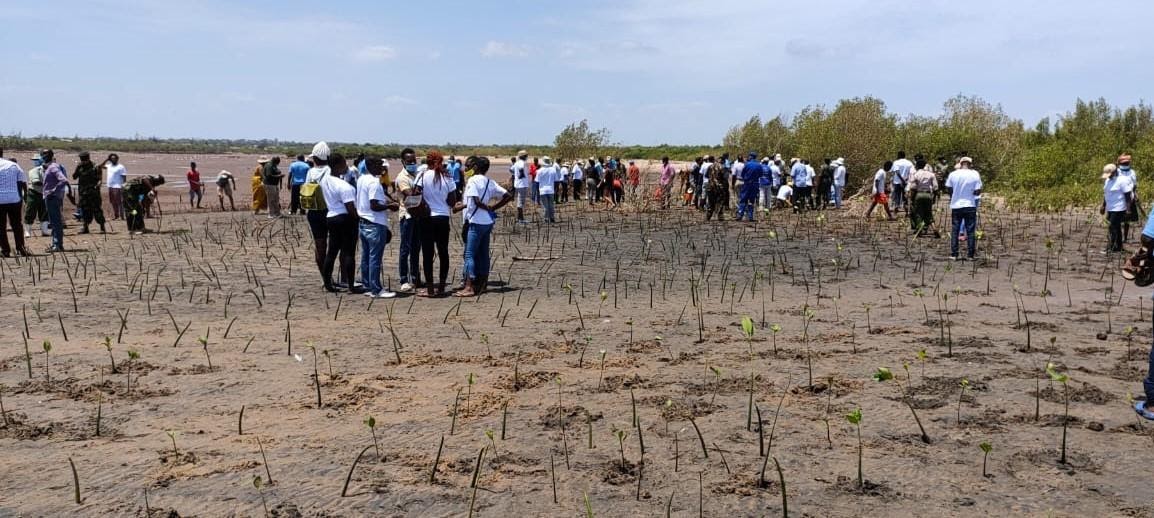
187,170,201,189
528,163,537,180
628,165,640,186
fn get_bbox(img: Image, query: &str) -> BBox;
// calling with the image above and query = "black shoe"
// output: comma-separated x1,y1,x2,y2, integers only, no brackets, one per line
323,284,341,293
349,286,367,294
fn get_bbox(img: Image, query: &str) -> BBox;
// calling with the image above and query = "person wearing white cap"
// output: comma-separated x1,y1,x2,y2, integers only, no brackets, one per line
832,158,846,209
537,156,557,223
303,141,333,281
944,157,982,260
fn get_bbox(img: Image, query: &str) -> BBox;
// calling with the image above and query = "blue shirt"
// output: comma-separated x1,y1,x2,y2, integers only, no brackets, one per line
791,163,809,187
1142,202,1154,239
289,161,310,185
741,161,763,187
448,162,462,183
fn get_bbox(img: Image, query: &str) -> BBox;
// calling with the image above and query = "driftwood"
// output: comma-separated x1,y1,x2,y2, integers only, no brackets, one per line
512,256,562,262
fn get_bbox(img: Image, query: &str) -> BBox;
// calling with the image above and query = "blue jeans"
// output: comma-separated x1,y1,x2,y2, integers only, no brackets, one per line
359,220,386,294
1145,304,1154,403
531,181,540,204
737,188,758,221
833,185,844,209
951,207,978,258
398,217,416,284
464,222,493,280
541,194,555,222
46,196,64,249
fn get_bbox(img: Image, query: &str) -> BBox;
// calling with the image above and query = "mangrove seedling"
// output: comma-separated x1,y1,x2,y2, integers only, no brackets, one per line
480,334,492,359
198,335,212,371
957,378,970,425
126,350,140,395
979,441,993,478
917,349,928,380
741,315,755,359
709,365,722,405
340,444,374,497
1046,363,1071,464
253,475,269,518
365,416,380,460
68,457,81,504
598,290,608,317
597,350,607,390
1125,326,1136,360
873,367,931,444
846,408,864,491
466,372,476,415
614,427,629,468
166,430,180,457
42,340,52,382
308,343,322,408
770,324,782,355
100,336,117,374
626,319,634,344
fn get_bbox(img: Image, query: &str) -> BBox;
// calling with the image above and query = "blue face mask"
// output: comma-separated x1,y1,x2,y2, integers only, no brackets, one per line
405,164,417,173
1121,165,1132,171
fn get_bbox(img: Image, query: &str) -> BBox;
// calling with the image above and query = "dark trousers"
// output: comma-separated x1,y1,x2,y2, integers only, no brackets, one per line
912,192,935,234
322,214,357,288
420,216,451,286
1145,305,1154,403
398,217,417,284
1107,210,1127,252
0,202,26,255
950,207,978,258
24,192,45,225
290,184,302,214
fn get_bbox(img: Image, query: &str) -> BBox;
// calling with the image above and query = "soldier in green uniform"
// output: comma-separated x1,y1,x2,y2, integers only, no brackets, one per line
72,151,106,234
23,156,47,232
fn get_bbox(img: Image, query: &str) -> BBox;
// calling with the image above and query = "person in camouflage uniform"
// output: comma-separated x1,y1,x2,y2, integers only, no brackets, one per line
124,175,165,234
704,155,728,221
23,156,47,229
72,151,106,234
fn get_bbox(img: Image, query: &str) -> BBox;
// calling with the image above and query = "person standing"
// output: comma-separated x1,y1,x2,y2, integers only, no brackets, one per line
1102,163,1134,253
395,148,421,292
511,150,530,223
104,153,127,220
1118,154,1139,242
537,156,557,223
659,156,676,209
41,150,72,252
23,156,47,234
558,161,570,203
818,158,834,210
890,151,914,212
251,157,268,215
832,158,847,209
415,150,456,297
356,155,398,298
455,157,513,297
587,157,603,205
690,157,704,209
303,142,332,283
944,157,982,260
448,156,463,194
215,169,237,211
186,161,203,209
736,152,762,222
627,160,640,198
864,161,894,221
571,160,584,205
0,155,29,257
288,154,310,214
529,157,540,206
72,152,107,234
907,158,939,237
704,156,727,221
320,152,360,293
262,156,284,218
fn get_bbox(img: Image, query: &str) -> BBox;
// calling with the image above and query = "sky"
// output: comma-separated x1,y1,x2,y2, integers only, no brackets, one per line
1,0,1151,146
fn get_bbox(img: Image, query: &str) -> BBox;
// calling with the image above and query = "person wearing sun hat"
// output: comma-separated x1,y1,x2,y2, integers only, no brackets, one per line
832,158,847,209
536,156,557,222
251,156,269,215
1116,154,1141,242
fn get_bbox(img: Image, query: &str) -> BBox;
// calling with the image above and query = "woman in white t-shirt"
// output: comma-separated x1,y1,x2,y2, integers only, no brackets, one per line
454,157,512,297
1102,163,1134,253
414,150,458,297
320,152,360,292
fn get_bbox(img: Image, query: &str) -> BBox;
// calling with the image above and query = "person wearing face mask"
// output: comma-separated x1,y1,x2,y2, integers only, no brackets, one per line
1118,154,1140,242
395,148,424,292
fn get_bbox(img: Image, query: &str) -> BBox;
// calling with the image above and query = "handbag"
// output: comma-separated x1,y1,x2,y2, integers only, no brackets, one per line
405,172,430,219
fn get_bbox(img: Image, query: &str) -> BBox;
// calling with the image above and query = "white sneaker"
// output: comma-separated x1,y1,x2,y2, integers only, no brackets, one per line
399,283,414,292
23,230,31,238
364,291,377,298
377,290,397,299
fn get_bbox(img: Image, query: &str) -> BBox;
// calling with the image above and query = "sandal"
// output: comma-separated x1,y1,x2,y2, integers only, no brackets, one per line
1135,400,1154,421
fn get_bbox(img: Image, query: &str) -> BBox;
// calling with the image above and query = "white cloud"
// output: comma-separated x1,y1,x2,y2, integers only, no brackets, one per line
383,95,418,106
481,41,531,58
353,45,397,62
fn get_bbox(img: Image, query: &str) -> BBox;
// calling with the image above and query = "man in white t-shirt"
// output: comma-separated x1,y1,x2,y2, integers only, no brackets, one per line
356,156,399,298
944,157,983,260
1101,163,1134,253
864,161,895,220
320,152,360,293
774,181,794,210
890,151,914,212
0,156,29,257
558,162,570,203
832,158,847,209
510,150,529,223
454,157,512,297
537,157,557,223
104,154,127,220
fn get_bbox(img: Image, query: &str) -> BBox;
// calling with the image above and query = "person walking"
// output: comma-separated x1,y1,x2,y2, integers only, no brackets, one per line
215,170,237,211
356,155,398,298
72,152,107,234
832,158,847,209
455,157,513,297
262,156,284,218
0,154,30,257
1102,163,1134,253
104,154,127,220
395,148,422,292
288,154,309,214
864,161,894,221
907,158,939,237
186,161,204,209
944,157,982,260
537,156,557,222
415,150,456,297
320,152,360,293
890,151,914,212
627,160,640,198
302,142,332,283
736,152,762,222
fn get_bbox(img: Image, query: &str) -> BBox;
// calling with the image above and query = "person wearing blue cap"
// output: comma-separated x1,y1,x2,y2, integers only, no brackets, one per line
736,152,763,222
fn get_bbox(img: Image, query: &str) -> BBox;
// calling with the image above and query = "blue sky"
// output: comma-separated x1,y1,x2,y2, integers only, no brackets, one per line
2,0,1151,145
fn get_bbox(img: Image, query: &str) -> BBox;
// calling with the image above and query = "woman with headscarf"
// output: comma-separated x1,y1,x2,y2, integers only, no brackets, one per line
124,175,166,234
414,150,457,297
251,157,268,215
